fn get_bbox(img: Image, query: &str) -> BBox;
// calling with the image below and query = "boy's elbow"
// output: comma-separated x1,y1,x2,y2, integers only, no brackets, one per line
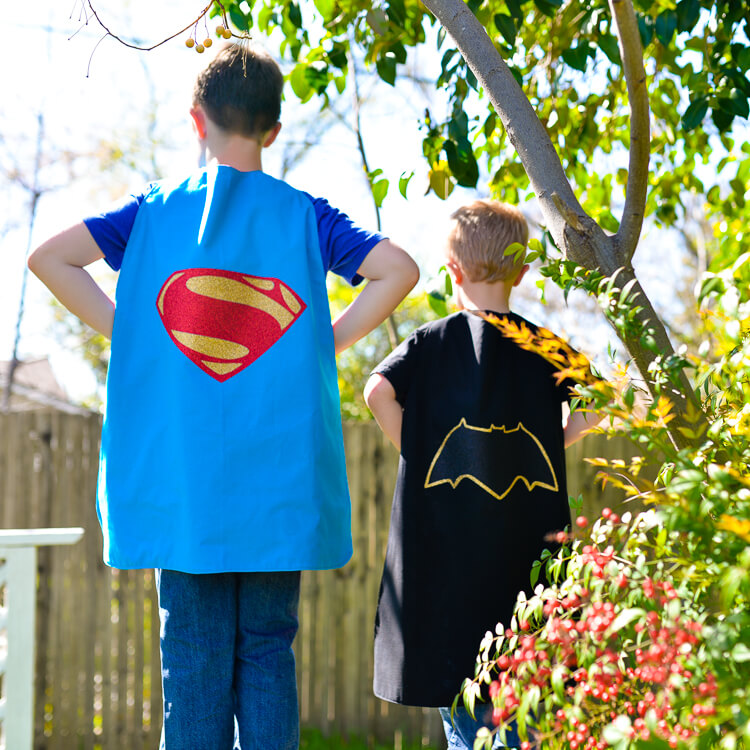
403,254,420,291
363,375,379,409
27,244,49,278
364,373,392,411
391,247,420,293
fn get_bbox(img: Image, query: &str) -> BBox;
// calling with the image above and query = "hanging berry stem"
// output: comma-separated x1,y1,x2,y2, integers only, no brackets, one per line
75,0,237,54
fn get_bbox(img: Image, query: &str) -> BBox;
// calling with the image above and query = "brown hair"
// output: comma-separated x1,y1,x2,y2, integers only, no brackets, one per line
193,43,283,140
446,200,529,283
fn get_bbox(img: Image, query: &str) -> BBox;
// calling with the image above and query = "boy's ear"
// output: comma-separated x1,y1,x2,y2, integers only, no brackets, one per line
190,107,207,141
512,263,530,287
263,122,282,148
445,259,463,285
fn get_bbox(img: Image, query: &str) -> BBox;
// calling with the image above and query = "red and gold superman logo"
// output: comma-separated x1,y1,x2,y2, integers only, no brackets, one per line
156,268,306,382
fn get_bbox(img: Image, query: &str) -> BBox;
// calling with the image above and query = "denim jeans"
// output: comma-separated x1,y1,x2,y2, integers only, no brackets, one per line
439,705,521,749
156,569,301,750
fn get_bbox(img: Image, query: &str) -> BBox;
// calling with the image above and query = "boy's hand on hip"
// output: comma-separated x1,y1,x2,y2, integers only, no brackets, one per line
28,222,114,339
332,239,419,354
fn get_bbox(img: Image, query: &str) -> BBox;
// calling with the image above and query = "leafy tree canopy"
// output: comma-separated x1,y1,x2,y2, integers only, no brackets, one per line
215,0,749,236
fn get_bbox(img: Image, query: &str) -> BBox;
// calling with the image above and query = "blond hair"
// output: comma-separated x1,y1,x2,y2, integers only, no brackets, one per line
446,200,528,283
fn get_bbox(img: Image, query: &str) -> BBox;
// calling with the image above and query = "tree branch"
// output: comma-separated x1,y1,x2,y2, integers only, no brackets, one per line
609,0,651,264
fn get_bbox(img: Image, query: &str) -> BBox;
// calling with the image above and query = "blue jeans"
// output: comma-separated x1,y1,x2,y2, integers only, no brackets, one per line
439,705,520,749
156,569,301,750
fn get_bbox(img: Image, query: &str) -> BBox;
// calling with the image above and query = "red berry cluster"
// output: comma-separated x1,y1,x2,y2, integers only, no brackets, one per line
580,543,616,578
481,510,720,749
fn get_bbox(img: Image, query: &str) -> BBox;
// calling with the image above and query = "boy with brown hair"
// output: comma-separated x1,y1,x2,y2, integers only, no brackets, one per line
30,43,418,749
365,199,595,749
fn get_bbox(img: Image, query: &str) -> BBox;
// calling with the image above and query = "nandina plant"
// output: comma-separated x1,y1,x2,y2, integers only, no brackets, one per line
458,262,750,750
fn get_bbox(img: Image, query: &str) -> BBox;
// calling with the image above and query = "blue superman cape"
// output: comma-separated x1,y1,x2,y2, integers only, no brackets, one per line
97,166,352,572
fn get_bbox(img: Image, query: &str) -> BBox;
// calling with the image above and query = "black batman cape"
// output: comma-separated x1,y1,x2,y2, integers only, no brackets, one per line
372,310,575,707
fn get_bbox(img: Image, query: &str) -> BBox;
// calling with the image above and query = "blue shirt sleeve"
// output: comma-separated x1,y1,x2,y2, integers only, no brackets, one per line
83,188,153,271
304,194,384,286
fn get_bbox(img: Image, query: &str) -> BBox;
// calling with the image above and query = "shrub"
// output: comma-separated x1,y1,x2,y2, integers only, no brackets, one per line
460,258,750,750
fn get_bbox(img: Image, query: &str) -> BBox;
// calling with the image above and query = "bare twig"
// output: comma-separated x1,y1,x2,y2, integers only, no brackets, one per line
3,114,44,413
75,0,238,54
346,45,400,349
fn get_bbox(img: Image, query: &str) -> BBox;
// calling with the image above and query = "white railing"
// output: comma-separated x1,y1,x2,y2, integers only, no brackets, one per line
0,528,84,750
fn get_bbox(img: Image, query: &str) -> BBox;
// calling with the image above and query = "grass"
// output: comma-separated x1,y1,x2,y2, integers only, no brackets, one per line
300,727,441,750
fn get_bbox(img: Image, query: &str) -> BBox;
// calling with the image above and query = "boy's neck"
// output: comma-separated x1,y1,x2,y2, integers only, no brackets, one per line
205,136,265,172
455,279,514,315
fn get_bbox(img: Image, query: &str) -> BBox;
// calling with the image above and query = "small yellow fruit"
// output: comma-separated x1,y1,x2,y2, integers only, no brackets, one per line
185,38,195,48
216,24,226,35
204,38,212,47
195,44,205,53
222,28,232,39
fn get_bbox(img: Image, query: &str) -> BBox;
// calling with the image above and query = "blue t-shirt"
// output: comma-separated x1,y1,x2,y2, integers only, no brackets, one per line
86,167,384,573
85,186,382,285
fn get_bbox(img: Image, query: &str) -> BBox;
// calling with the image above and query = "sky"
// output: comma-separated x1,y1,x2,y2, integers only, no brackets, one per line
1,0,699,404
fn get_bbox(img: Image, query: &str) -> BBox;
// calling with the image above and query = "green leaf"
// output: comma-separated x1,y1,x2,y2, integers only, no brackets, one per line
733,642,750,662
682,98,709,131
506,0,523,20
655,11,677,45
698,275,725,303
712,105,735,132
288,2,302,29
727,89,750,119
387,0,407,28
444,138,479,188
327,42,348,70
637,14,654,46
562,43,593,72
504,242,526,263
551,665,566,702
428,291,449,318
371,179,389,208
676,0,700,32
597,34,621,65
533,0,562,18
229,6,250,31
530,559,541,587
305,65,330,94
398,171,414,199
607,608,645,635
376,55,398,86
313,0,335,19
289,64,312,102
428,164,454,199
494,13,517,46
603,715,633,745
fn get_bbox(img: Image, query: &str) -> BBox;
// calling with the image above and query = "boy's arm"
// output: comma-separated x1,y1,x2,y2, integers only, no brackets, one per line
364,373,403,451
28,222,115,339
564,408,603,448
332,239,419,354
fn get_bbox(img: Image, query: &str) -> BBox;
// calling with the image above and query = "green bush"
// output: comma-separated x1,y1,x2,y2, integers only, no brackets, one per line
461,255,750,749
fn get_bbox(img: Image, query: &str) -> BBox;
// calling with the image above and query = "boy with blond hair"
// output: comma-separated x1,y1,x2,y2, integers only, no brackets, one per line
365,199,595,749
30,43,418,750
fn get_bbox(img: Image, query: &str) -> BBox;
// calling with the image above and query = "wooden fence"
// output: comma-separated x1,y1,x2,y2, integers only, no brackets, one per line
0,411,636,749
